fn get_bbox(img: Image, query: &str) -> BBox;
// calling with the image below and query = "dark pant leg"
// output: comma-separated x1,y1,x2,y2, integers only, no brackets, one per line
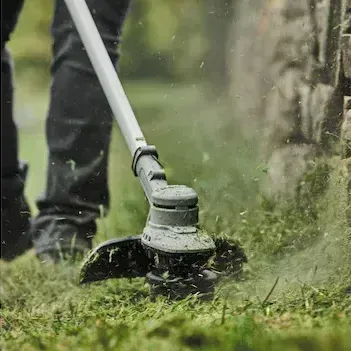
1,0,32,260
1,0,25,177
31,0,131,254
1,48,19,178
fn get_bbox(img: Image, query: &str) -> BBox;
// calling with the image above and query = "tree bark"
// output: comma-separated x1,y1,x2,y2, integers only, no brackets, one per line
227,0,349,201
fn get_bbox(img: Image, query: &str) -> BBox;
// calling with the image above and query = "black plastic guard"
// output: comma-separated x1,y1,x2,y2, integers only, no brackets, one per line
79,235,151,284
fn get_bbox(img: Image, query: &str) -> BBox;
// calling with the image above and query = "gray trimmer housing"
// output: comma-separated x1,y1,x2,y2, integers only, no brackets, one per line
143,185,215,254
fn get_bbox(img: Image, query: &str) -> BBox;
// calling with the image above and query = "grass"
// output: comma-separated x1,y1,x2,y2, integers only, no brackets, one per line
1,79,351,350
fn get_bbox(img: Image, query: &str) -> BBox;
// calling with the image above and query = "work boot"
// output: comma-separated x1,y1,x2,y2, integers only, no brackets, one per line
1,163,32,261
32,217,95,263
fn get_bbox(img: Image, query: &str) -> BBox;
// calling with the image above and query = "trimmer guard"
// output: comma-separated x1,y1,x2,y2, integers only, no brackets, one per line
79,235,247,286
80,235,151,284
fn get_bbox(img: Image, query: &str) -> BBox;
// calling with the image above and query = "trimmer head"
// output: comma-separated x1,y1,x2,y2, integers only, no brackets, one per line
79,185,248,300
141,185,216,275
140,185,217,299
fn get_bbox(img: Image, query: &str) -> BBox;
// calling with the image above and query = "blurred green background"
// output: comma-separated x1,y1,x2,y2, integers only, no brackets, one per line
8,0,262,246
9,0,234,87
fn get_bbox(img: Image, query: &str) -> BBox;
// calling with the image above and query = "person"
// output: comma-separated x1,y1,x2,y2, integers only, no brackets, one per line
1,0,131,261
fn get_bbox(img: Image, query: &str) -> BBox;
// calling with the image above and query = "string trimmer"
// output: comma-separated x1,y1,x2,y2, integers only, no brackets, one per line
64,0,247,300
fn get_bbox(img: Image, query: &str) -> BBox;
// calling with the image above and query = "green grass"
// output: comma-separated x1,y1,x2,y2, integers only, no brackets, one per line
1,80,350,350
1,256,350,351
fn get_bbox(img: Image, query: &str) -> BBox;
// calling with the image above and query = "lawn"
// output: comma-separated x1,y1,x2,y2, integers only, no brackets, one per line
1,80,350,351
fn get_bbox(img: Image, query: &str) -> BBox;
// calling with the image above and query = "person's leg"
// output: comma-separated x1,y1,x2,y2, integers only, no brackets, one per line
1,0,32,261
31,0,131,259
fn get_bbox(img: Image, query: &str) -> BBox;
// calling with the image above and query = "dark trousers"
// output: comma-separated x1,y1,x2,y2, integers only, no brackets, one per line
1,0,130,246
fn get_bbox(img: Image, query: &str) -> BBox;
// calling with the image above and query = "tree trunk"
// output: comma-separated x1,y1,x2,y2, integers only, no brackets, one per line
227,0,349,201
